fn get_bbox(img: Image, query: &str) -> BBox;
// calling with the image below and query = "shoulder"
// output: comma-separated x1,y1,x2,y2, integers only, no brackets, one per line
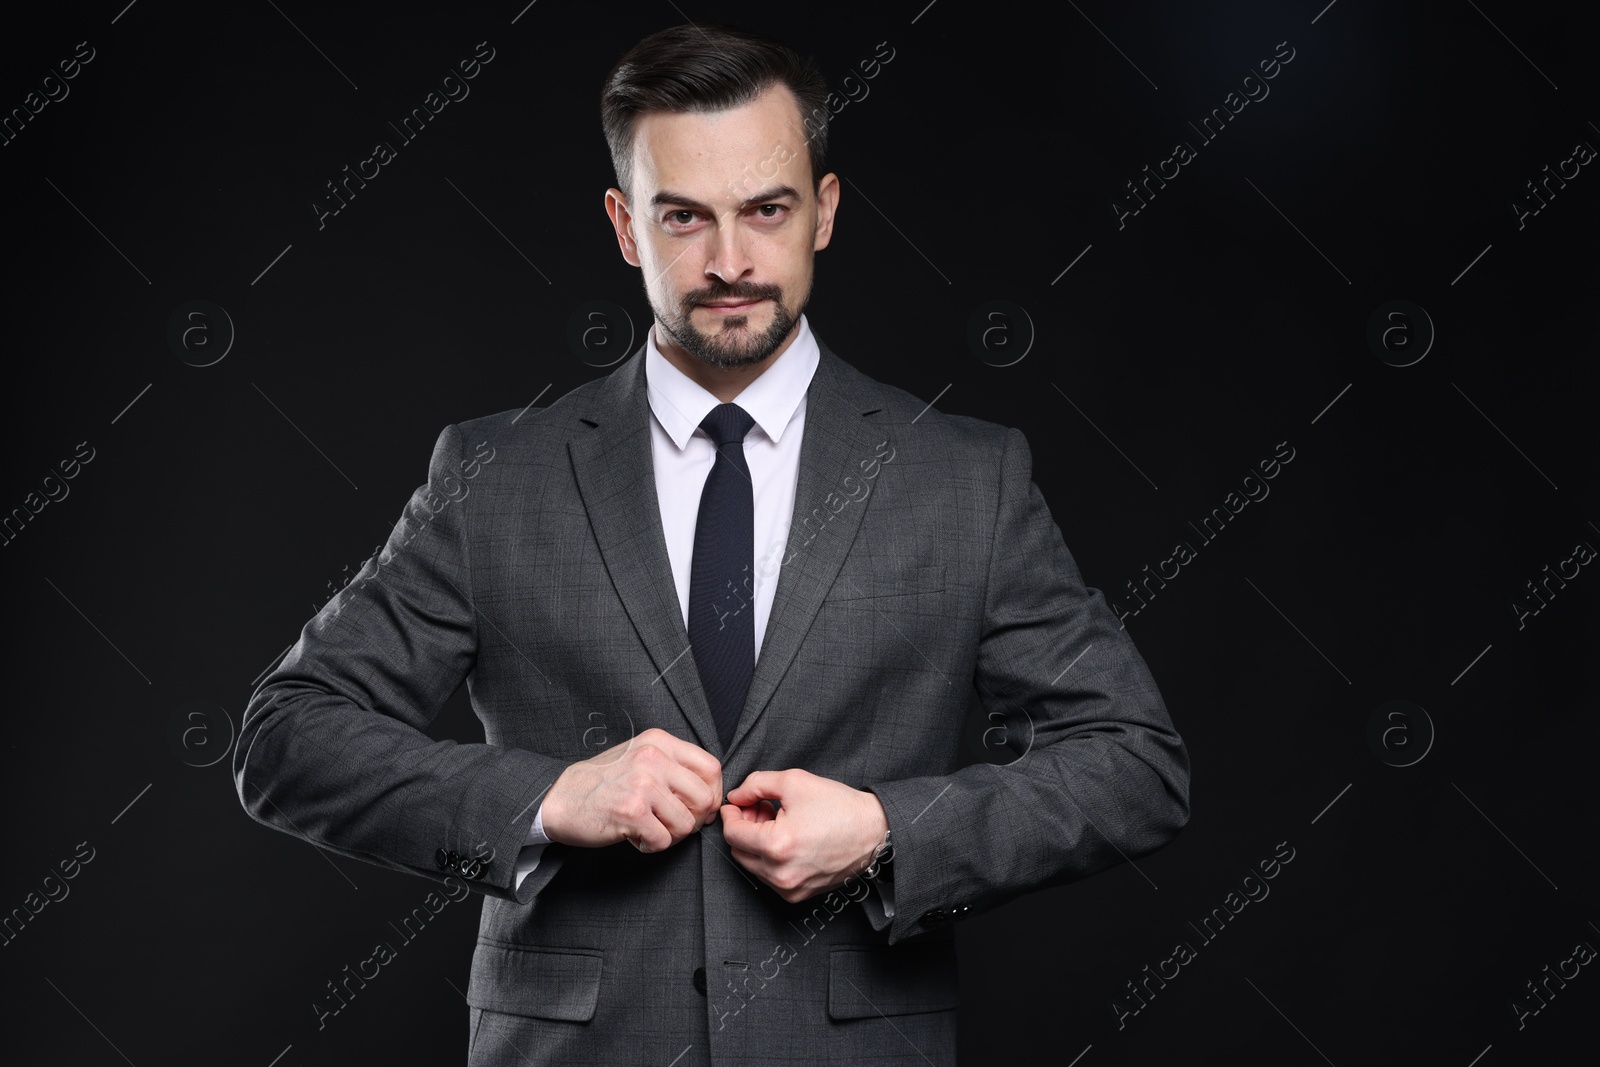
453,375,611,450
819,342,1022,465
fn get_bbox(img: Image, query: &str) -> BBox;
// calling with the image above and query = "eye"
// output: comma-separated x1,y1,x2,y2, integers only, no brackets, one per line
669,210,696,226
755,204,785,218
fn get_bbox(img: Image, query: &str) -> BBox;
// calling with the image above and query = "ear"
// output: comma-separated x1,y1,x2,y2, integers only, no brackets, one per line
812,173,840,252
605,188,641,267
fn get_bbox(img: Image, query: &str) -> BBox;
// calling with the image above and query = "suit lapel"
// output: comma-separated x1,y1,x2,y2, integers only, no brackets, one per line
567,347,722,754
726,341,886,760
567,338,886,763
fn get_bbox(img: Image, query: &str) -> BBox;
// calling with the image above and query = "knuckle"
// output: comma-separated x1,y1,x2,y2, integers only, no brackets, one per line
617,797,647,821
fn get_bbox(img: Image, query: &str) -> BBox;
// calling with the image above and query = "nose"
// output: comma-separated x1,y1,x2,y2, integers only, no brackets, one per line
703,214,754,285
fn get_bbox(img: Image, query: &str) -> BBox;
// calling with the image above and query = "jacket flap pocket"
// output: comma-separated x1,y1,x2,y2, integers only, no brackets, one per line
827,563,946,602
828,942,959,1020
467,942,603,1022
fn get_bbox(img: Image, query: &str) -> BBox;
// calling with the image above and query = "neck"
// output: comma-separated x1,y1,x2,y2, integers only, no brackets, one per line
654,320,801,404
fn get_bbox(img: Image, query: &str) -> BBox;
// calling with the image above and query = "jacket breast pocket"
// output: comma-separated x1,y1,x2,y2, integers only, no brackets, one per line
827,941,959,1020
466,941,603,1022
825,563,946,603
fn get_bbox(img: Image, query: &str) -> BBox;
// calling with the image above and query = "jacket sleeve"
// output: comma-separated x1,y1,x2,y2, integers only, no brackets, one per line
863,426,1190,944
233,423,572,904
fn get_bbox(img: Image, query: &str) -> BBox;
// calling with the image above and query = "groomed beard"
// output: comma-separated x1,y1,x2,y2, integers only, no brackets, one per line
652,278,803,370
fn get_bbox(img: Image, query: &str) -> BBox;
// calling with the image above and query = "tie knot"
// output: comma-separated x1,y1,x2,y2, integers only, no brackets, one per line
700,403,756,448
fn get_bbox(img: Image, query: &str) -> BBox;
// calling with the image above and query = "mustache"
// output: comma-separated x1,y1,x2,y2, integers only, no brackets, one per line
685,282,783,308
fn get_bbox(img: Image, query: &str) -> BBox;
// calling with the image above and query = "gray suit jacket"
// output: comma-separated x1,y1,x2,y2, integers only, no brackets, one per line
234,338,1190,1065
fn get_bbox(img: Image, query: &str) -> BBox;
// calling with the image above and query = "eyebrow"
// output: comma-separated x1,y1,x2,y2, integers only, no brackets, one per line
649,184,804,213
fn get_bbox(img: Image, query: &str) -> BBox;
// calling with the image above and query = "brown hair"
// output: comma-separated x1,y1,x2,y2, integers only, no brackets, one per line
601,24,830,196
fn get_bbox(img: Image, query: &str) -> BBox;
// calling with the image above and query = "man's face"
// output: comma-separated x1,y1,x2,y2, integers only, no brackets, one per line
606,84,839,370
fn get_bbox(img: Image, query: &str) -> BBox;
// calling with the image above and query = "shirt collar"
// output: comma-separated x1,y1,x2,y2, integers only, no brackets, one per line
645,313,819,450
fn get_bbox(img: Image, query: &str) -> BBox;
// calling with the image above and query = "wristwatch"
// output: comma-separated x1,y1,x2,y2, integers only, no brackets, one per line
863,828,894,882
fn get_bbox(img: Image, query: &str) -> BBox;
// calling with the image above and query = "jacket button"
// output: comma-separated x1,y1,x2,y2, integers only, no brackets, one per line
435,848,450,870
692,966,707,995
919,909,949,928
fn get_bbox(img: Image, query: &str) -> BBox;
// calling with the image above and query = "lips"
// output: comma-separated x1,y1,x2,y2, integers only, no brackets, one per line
699,298,765,314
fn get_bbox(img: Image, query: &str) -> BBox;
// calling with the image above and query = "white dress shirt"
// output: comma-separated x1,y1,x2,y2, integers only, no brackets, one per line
512,315,816,889
509,316,892,919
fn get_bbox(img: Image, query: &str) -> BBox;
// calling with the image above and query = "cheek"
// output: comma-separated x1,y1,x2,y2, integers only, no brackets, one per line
639,238,696,294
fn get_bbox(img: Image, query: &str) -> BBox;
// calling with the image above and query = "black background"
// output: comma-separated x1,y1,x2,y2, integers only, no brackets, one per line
2,2,1596,1064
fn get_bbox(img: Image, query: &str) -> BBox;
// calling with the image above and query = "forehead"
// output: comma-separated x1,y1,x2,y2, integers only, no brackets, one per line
629,83,809,200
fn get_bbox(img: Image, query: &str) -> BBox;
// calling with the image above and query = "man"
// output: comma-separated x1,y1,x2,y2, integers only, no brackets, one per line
234,23,1189,1066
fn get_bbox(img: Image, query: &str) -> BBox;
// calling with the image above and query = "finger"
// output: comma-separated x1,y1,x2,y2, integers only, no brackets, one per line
628,812,673,853
726,769,788,807
727,844,777,883
648,731,724,803
721,807,782,856
719,801,773,825
661,759,721,823
645,778,701,843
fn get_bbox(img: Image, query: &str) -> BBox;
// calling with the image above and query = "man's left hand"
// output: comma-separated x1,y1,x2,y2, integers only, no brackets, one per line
721,769,888,904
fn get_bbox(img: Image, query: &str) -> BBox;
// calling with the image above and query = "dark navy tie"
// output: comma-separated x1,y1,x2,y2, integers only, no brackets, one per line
688,403,757,751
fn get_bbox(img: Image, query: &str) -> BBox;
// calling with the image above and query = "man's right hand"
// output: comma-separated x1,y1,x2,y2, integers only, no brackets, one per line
540,727,723,852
